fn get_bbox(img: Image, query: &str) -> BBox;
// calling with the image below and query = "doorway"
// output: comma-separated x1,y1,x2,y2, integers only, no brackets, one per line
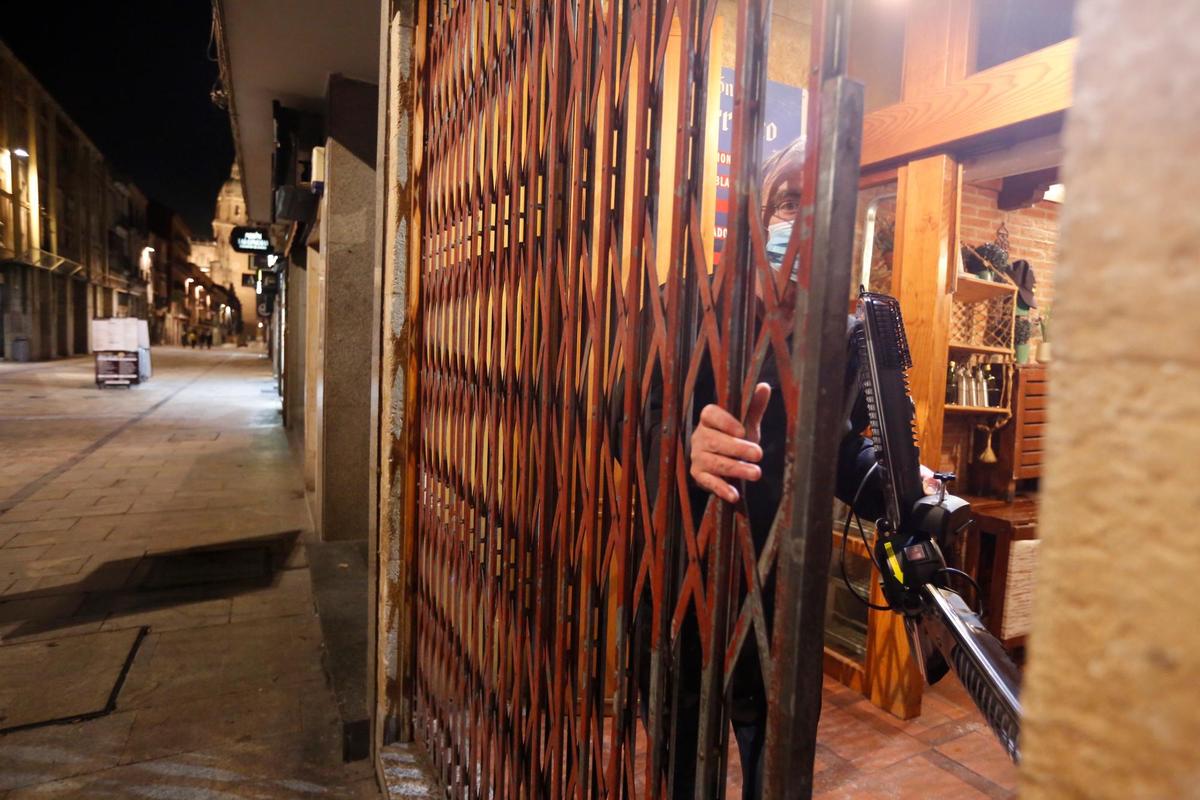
55,275,68,356
72,279,88,354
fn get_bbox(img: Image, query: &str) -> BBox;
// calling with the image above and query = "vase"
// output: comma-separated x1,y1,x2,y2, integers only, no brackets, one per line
1016,343,1031,364
1036,341,1052,363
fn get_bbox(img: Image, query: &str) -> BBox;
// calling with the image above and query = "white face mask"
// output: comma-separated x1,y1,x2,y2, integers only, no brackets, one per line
765,221,799,282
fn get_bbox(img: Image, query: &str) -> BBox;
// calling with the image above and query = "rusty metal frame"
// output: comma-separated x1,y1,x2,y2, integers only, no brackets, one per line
405,0,858,797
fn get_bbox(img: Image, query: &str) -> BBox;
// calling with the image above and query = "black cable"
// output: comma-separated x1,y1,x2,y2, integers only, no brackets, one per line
937,567,985,618
855,507,883,573
840,463,891,611
840,504,891,611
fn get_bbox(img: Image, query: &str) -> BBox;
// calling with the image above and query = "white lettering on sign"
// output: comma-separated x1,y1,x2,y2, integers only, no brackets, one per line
232,227,272,254
236,232,269,251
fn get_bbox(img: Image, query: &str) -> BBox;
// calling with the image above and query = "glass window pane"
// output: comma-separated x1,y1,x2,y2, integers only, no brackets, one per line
853,180,898,297
973,0,1077,72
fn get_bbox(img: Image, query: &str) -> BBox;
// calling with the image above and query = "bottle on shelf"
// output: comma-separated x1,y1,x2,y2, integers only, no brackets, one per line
975,366,989,407
984,364,1001,407
956,362,970,406
946,361,958,404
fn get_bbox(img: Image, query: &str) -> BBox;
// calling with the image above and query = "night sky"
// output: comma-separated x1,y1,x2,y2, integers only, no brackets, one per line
0,2,234,238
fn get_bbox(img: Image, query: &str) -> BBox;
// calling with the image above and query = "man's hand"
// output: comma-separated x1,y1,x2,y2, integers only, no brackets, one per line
920,464,941,496
689,383,771,504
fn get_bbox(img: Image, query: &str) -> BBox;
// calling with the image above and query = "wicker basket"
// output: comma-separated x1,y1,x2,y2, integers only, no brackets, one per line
1000,539,1039,640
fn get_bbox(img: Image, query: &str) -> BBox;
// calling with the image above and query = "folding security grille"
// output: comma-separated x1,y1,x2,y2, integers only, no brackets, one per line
410,0,860,796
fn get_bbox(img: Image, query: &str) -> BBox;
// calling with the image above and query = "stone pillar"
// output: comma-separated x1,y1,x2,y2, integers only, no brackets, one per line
315,76,378,542
284,260,308,433
63,276,74,356
1019,3,1200,797
85,283,96,352
36,269,52,359
304,245,324,506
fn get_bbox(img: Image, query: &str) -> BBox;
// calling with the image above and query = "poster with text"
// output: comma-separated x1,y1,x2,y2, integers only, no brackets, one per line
713,69,807,263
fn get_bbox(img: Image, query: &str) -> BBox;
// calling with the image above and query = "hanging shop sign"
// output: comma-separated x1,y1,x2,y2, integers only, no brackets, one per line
231,226,273,254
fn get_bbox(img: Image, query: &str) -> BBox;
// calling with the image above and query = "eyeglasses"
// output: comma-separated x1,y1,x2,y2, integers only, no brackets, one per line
764,192,801,223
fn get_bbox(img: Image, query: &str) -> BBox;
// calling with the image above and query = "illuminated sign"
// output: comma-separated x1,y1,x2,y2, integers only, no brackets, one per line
231,226,272,254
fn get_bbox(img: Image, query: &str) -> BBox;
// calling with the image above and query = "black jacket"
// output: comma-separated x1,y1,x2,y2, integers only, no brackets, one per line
610,315,884,717
612,316,883,542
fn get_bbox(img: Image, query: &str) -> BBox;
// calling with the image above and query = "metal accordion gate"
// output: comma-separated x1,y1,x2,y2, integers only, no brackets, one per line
409,0,862,795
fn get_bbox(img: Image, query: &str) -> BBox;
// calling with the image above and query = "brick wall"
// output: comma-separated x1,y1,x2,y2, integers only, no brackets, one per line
960,183,1059,310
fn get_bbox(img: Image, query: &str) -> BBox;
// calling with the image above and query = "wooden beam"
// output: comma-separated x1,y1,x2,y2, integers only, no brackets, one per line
894,155,959,479
859,167,898,189
998,166,1059,210
962,132,1065,183
862,37,1077,167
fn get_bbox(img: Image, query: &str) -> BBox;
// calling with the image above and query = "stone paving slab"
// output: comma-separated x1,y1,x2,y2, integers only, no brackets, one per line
0,628,143,731
0,710,136,792
2,743,379,799
379,744,440,799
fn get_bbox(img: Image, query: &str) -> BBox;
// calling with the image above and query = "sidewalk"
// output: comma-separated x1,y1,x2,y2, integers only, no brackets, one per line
0,347,378,798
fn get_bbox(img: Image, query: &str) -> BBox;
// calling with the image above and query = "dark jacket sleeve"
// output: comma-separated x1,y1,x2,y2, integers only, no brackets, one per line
612,315,884,523
608,368,665,496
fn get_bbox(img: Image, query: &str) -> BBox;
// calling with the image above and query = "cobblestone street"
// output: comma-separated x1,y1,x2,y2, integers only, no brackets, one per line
0,347,379,798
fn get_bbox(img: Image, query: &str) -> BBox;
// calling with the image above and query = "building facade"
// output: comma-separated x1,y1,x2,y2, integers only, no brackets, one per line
189,164,258,342
147,204,235,347
0,39,152,360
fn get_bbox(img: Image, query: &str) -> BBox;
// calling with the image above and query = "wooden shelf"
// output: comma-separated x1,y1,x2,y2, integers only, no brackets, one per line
949,341,1014,356
946,404,1007,414
954,273,1017,304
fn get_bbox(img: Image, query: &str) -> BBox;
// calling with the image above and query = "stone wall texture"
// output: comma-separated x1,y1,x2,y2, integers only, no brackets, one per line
1019,1,1200,797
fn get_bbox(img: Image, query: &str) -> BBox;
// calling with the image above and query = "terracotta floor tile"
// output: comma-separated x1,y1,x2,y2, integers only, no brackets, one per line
934,731,1018,791
815,752,991,800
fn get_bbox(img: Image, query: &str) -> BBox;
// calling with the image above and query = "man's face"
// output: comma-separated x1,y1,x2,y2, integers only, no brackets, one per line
758,176,804,302
766,179,802,227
